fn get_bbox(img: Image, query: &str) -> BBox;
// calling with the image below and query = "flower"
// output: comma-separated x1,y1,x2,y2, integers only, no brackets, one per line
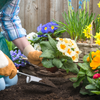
94,32,100,40
26,32,38,40
83,24,92,38
41,24,50,34
34,43,41,51
37,21,59,38
10,49,29,69
56,38,81,62
97,2,100,8
37,24,42,32
93,73,100,79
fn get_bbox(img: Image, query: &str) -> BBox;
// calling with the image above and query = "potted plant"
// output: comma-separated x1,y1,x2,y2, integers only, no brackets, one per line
39,35,81,73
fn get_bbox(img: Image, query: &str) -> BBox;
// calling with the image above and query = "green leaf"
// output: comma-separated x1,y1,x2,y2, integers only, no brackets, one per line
48,35,57,50
32,37,40,43
63,62,79,74
87,77,95,84
80,87,92,95
91,91,100,95
42,58,54,68
69,77,78,82
52,58,63,68
86,69,94,77
78,70,86,77
85,84,96,90
40,49,55,58
73,77,85,88
83,54,88,62
37,31,43,35
78,63,89,70
40,41,54,51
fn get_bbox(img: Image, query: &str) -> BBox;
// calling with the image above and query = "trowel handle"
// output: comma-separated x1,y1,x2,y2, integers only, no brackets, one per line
17,70,31,77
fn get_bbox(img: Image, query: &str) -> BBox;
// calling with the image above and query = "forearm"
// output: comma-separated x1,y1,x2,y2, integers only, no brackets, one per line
12,37,32,52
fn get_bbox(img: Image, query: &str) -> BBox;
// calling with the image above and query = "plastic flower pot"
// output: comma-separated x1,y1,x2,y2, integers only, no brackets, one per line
46,66,58,73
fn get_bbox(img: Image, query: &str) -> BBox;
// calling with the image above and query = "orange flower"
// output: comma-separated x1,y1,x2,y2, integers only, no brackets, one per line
90,55,100,70
87,51,96,62
87,57,90,62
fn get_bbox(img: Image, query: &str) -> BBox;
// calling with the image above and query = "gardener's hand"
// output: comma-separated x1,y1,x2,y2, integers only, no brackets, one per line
0,50,17,79
23,45,43,67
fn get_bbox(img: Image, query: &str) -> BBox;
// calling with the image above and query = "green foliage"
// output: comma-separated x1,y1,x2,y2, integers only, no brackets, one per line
54,10,94,41
70,54,95,95
94,14,100,33
5,39,16,51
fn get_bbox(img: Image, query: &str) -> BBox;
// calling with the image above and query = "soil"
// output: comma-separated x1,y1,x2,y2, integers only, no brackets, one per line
0,64,98,100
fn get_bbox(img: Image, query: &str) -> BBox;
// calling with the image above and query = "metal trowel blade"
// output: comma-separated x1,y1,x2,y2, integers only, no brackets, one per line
17,70,57,88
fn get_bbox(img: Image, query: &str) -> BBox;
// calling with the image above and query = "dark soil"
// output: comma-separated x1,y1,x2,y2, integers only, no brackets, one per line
0,64,98,100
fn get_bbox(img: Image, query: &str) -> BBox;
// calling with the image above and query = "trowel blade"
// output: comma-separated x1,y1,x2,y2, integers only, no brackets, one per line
17,70,57,88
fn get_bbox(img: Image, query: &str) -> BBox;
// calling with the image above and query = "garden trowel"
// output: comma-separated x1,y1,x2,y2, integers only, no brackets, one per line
17,70,57,88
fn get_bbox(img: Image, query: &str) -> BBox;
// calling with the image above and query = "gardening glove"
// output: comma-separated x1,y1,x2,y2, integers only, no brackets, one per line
0,50,17,79
23,45,43,67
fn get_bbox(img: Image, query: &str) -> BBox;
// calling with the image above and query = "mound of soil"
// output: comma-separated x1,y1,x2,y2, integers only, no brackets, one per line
0,64,98,100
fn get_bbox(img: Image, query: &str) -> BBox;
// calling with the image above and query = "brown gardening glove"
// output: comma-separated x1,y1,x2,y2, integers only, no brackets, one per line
23,45,43,67
0,51,17,79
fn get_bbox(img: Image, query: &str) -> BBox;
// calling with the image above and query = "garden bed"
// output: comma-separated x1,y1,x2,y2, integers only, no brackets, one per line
0,64,98,100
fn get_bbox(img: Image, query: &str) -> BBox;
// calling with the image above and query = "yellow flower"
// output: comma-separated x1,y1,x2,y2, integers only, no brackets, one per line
95,39,100,45
97,2,100,8
94,32,100,39
87,24,92,29
83,24,92,38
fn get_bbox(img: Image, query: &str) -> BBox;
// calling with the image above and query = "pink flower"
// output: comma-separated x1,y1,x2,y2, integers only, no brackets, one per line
94,70,99,72
93,73,100,79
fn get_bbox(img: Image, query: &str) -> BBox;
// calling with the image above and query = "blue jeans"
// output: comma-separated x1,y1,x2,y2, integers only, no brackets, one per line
0,75,18,91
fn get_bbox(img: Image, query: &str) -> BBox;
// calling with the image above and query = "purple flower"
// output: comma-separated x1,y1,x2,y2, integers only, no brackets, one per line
48,22,58,33
37,24,42,32
10,49,28,68
41,24,50,33
38,34,47,37
37,21,58,34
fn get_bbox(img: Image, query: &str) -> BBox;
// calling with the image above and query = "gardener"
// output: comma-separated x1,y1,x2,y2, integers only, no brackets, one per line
0,0,43,91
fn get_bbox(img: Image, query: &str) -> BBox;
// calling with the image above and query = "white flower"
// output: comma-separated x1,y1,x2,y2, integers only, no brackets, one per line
56,38,63,41
34,43,41,51
72,54,79,62
26,32,38,40
56,41,68,53
65,47,76,57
